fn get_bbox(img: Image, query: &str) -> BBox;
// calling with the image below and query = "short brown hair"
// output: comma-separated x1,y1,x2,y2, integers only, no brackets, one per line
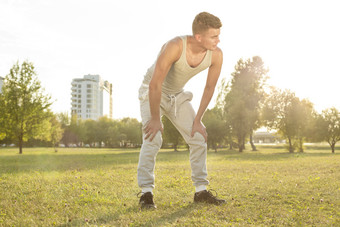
192,12,222,35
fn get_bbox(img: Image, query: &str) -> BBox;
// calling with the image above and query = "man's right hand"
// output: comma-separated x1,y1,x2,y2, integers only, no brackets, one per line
143,118,164,142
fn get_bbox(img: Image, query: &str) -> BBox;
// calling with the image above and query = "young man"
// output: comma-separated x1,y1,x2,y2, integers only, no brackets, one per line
137,12,225,209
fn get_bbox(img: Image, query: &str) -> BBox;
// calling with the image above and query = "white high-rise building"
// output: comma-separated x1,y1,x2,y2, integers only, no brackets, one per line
0,77,4,93
71,74,112,120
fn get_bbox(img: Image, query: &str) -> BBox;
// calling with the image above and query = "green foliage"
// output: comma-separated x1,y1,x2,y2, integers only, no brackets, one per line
313,108,340,153
49,114,64,151
0,61,52,153
162,116,184,151
202,107,228,152
0,94,6,141
262,88,315,152
220,56,268,152
59,116,142,148
118,117,142,147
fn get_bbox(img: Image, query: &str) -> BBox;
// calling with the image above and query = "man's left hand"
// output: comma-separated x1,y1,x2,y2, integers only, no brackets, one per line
191,120,207,142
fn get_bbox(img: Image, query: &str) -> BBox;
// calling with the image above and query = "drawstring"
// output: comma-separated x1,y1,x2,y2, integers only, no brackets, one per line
168,94,177,118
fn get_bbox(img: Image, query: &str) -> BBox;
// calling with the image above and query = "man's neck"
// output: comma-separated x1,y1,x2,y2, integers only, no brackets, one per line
186,35,207,55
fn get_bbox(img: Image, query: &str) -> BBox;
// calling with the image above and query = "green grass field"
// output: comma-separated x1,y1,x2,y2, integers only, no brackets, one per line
0,145,339,226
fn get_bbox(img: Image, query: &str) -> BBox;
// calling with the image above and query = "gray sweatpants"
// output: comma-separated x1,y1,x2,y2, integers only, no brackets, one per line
137,88,209,189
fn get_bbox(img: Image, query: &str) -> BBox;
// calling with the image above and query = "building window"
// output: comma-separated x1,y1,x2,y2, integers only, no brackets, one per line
87,84,92,88
86,104,92,108
87,89,92,93
78,95,81,98
78,105,81,108
78,100,81,103
87,99,91,103
87,94,92,98
78,85,81,88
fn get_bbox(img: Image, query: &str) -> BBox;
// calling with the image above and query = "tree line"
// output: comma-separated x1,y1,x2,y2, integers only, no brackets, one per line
1,60,339,154
207,56,340,153
59,114,142,149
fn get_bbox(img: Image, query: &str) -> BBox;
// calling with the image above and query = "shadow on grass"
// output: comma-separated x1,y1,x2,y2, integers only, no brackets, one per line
58,202,201,226
141,203,199,226
55,205,140,227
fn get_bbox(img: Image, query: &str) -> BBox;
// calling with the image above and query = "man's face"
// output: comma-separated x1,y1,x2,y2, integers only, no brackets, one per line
199,28,220,51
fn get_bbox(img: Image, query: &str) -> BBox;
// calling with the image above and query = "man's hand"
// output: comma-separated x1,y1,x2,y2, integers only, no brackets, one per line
191,120,207,142
144,118,164,142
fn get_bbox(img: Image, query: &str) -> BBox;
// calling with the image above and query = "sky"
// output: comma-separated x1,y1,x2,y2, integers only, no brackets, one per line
1,0,339,121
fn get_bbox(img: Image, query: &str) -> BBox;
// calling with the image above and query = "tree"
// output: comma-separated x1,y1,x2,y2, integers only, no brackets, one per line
106,120,120,147
202,107,227,152
83,119,99,147
314,108,340,153
162,116,184,151
119,118,142,147
0,61,52,154
97,116,113,147
49,113,64,152
294,99,315,152
0,94,6,141
215,79,234,150
262,87,314,152
220,56,268,152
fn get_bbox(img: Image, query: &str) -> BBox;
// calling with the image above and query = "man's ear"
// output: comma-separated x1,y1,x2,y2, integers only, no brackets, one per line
194,33,202,43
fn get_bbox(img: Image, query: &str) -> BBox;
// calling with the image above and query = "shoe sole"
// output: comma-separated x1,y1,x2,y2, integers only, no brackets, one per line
141,204,157,209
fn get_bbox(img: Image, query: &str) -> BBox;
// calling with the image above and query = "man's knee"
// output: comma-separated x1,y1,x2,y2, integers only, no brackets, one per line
189,132,206,147
142,131,163,150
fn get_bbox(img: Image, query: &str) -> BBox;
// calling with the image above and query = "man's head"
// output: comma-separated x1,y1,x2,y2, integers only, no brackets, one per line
192,12,222,35
192,12,222,50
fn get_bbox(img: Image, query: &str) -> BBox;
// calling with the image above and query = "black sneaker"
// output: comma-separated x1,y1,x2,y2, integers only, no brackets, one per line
138,192,157,209
194,190,226,205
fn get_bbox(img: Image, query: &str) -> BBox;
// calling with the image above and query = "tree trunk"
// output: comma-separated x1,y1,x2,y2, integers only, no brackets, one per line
19,137,23,154
174,144,178,152
19,124,23,154
213,144,217,153
242,136,246,151
238,136,243,152
288,137,294,153
249,133,257,151
298,138,304,153
331,143,335,153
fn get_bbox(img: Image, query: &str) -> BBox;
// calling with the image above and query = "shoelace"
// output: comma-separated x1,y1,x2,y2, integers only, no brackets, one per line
136,192,143,198
206,189,219,198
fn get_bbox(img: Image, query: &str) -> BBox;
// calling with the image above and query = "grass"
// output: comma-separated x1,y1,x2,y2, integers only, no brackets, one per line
0,145,339,226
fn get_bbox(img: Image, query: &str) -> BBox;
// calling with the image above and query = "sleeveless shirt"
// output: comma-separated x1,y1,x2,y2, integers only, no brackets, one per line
141,36,212,96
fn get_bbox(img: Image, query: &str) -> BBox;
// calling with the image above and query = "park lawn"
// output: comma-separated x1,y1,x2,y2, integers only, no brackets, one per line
0,145,339,226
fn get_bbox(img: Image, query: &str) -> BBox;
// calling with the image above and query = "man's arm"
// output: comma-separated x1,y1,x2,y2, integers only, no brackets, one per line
191,47,223,141
144,38,182,141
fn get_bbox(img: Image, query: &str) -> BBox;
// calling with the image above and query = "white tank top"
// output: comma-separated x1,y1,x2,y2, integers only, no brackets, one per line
141,36,212,95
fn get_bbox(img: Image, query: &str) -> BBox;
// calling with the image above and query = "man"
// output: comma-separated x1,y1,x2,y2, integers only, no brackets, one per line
137,12,225,209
